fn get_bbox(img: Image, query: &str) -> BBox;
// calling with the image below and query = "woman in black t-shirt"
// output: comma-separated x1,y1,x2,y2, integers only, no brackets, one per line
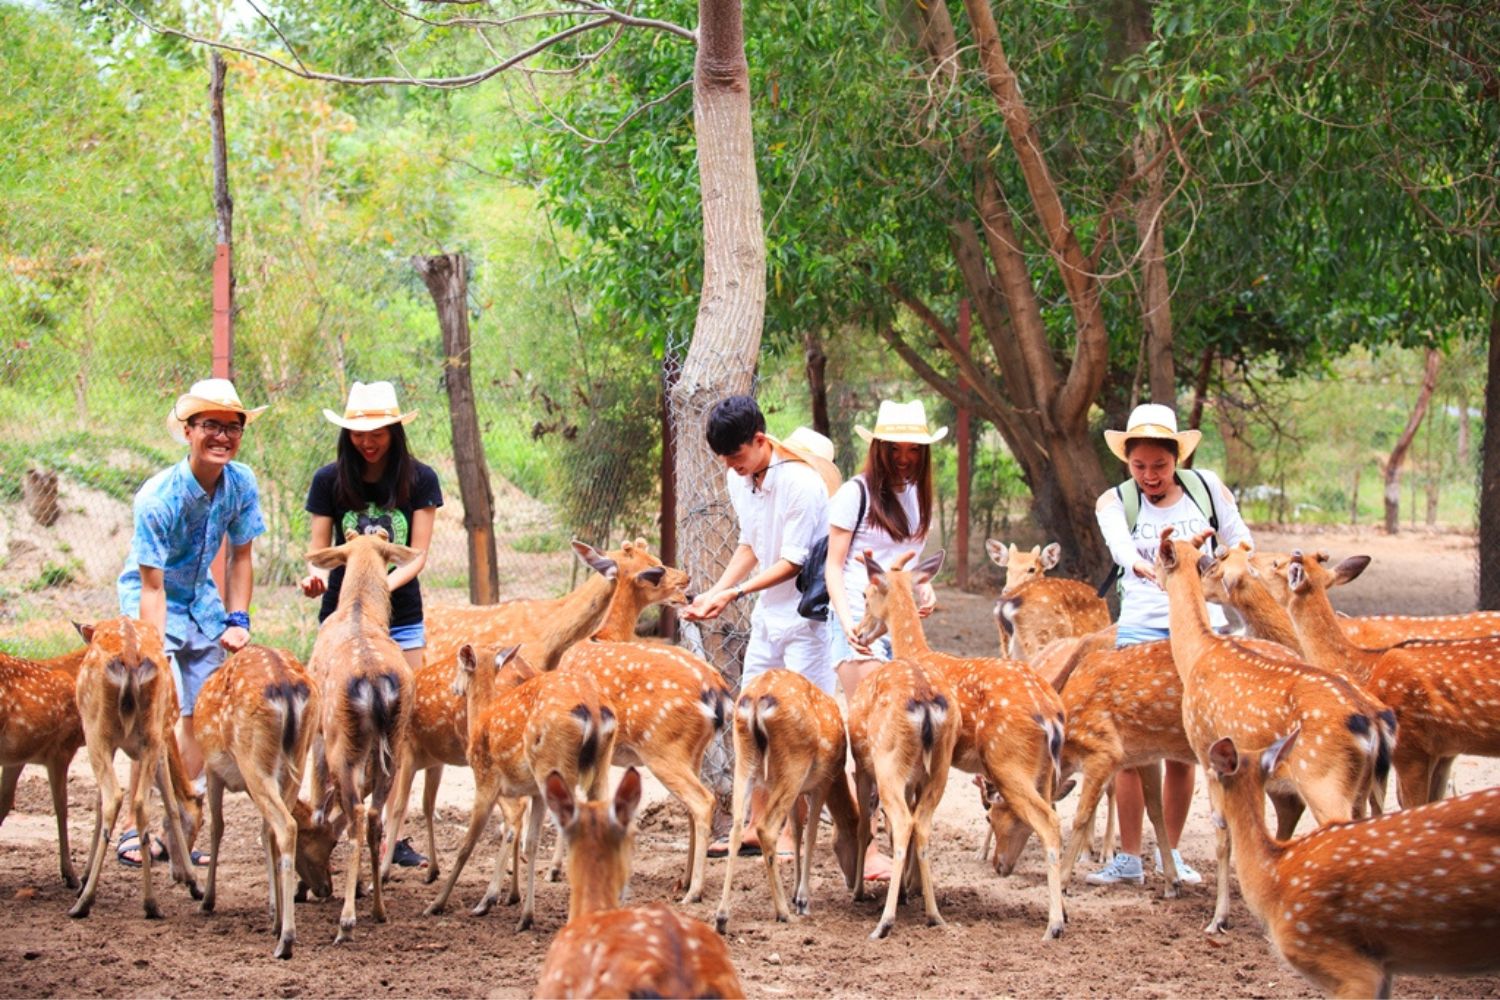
299,380,443,675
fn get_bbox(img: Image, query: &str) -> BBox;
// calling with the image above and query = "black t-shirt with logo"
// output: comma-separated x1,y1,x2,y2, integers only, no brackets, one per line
304,462,443,628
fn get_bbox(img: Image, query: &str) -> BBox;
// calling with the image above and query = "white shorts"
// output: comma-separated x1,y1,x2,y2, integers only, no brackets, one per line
742,610,835,695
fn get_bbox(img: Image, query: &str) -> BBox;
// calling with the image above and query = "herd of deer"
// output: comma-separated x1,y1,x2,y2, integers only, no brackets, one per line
3,529,1499,998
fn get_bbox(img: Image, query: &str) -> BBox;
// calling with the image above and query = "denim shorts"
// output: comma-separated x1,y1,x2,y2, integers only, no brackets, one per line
1115,625,1171,648
169,623,227,717
389,621,426,651
828,613,894,667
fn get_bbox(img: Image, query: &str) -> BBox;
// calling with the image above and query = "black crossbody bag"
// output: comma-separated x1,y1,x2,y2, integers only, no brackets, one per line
795,479,867,621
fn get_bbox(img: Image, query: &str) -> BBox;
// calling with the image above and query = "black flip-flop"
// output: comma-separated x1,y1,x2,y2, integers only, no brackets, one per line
116,829,168,868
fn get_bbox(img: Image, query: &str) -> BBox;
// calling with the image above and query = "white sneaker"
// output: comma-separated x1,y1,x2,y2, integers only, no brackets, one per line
1153,847,1203,885
1085,852,1144,885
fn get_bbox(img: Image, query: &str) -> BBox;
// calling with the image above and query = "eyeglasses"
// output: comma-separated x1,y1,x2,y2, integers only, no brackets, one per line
190,419,245,439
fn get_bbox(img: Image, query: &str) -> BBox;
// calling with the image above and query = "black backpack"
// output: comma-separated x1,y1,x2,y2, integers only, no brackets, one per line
795,479,867,621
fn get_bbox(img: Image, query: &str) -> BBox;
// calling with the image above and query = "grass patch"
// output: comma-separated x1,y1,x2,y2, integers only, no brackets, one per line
512,530,569,554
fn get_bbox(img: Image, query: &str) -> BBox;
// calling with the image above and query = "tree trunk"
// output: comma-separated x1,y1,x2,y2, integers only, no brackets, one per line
413,253,500,605
1383,347,1441,535
1481,301,1500,608
1350,466,1360,525
209,52,235,379
1457,390,1471,466
668,0,765,681
657,372,678,641
804,328,830,438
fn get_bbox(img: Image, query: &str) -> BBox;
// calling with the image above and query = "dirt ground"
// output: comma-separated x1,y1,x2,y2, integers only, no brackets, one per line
3,525,1498,999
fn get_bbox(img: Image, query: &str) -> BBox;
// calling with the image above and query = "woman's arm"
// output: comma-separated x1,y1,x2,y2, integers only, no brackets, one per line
1096,489,1155,583
386,507,434,591
299,515,335,597
825,525,870,654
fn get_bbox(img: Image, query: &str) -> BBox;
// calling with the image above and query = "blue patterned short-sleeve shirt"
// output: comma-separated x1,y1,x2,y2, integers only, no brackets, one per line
118,459,266,642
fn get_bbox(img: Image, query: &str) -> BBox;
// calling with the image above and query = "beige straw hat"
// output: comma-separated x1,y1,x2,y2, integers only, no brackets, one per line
166,378,268,444
1103,403,1201,464
322,381,419,432
854,400,948,445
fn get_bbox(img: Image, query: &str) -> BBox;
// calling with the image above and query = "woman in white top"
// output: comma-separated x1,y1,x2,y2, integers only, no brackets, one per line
825,399,944,696
1087,403,1252,888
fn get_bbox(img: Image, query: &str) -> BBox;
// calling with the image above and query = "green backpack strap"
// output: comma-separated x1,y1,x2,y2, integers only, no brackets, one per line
1100,470,1221,598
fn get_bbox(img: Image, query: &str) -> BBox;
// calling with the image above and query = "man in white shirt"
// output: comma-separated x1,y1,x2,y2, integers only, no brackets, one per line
684,395,835,695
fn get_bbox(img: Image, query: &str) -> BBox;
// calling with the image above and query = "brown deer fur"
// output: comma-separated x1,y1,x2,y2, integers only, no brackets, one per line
988,540,1111,661
860,550,1068,939
305,531,418,944
194,644,334,959
713,669,859,932
68,617,201,919
1156,529,1386,935
424,646,616,931
1207,729,1500,998
1282,551,1500,809
1,647,86,887
535,769,745,999
379,540,620,881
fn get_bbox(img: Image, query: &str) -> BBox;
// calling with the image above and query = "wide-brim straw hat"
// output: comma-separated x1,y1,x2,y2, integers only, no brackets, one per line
167,378,268,444
1104,403,1201,464
855,400,948,446
322,381,419,433
768,426,841,496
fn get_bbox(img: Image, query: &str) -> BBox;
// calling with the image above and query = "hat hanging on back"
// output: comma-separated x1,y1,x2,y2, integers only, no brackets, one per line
322,381,419,433
1103,403,1201,464
768,426,841,496
167,378,268,444
855,400,948,446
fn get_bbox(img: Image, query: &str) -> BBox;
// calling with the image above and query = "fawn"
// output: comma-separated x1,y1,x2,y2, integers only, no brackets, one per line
1156,527,1387,935
380,539,621,882
1281,550,1500,808
1207,727,1500,998
713,669,859,932
860,550,1068,939
1,646,86,888
535,768,744,999
987,540,1111,662
69,617,201,919
194,644,337,959
425,644,616,930
305,530,418,943
847,654,960,940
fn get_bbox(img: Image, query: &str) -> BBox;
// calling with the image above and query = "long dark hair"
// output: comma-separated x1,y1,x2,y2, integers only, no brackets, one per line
860,440,932,543
333,424,416,512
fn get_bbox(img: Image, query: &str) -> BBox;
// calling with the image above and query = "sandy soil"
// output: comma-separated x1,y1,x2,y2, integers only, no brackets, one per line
3,525,1498,999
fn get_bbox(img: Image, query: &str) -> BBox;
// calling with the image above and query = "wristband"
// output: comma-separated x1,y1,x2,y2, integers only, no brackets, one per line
732,586,745,602
224,610,251,631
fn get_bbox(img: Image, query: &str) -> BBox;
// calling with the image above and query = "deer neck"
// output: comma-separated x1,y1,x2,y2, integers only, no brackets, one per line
1163,563,1216,680
883,575,931,658
1217,775,1284,918
595,580,647,642
338,546,392,627
1228,576,1301,650
538,575,619,669
566,849,627,921
1286,588,1371,683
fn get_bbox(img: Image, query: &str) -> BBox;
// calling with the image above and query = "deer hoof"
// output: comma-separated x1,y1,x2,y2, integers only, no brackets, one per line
471,896,495,917
424,866,440,885
1044,920,1064,940
143,901,163,920
423,902,445,917
1204,916,1230,935
335,918,355,943
273,938,293,961
1163,881,1181,900
870,920,893,940
200,897,216,915
63,873,80,891
67,900,91,919
714,912,729,936
516,913,534,932
927,914,946,928
547,866,562,883
186,879,203,902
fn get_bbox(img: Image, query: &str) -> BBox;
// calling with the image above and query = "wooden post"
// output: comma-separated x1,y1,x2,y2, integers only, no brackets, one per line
657,373,679,640
209,52,234,597
955,299,971,590
413,253,500,605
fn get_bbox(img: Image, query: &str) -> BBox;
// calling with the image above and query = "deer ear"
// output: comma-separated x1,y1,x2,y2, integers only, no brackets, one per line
74,621,95,643
633,537,649,551
1207,737,1240,777
1040,543,1061,570
1196,554,1216,579
494,645,521,668
1286,561,1310,595
1260,725,1301,777
572,540,618,580
613,767,643,827
913,550,945,585
305,544,347,570
543,771,576,829
985,540,1007,566
1330,556,1370,587
458,644,478,673
637,567,666,587
1157,530,1177,568
864,550,887,586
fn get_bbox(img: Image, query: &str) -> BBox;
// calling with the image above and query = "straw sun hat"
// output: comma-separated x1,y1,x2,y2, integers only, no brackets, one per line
322,381,419,433
769,425,841,496
854,400,948,446
1103,403,1201,464
166,378,268,444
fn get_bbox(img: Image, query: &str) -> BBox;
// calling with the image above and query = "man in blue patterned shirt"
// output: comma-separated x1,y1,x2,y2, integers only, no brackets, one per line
115,378,267,865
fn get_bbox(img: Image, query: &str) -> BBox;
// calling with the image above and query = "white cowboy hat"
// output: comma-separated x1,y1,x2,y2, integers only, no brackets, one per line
855,400,948,446
1104,403,1201,464
767,426,841,496
322,381,419,433
167,378,268,444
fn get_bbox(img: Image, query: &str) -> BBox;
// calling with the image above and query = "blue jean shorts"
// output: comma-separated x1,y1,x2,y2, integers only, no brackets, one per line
1115,625,1171,648
828,612,894,667
169,623,227,717
389,621,426,651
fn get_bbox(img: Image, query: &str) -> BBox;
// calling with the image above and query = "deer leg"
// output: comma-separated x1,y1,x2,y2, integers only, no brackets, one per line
1393,747,1434,810
757,769,801,924
1138,763,1180,899
421,764,443,884
133,747,162,920
153,752,198,899
1062,761,1114,884
37,762,78,889
200,774,226,915
1428,757,1456,802
366,754,400,925
69,742,121,919
1282,939,1389,1000
851,766,874,901
0,765,18,825
242,766,299,959
1269,790,1306,840
1204,777,1233,935
794,787,822,916
998,775,1066,939
1100,777,1118,862
425,777,501,917
647,753,715,904
517,791,547,932
334,757,364,943
378,751,415,884
714,743,756,935
872,779,914,941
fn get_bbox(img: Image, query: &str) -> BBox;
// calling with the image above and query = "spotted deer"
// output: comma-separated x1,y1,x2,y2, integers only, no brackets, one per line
1156,528,1387,935
305,531,418,944
846,655,960,941
194,644,337,959
535,768,745,999
424,646,616,931
1206,728,1500,998
380,540,621,882
713,669,859,933
555,622,732,906
858,549,1067,938
1,646,86,887
1281,551,1500,809
987,540,1111,662
68,617,201,919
